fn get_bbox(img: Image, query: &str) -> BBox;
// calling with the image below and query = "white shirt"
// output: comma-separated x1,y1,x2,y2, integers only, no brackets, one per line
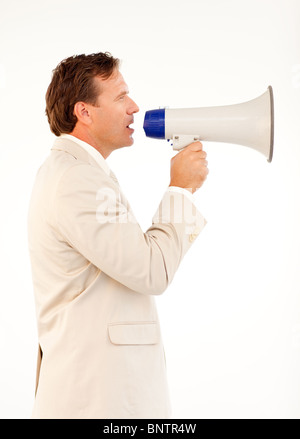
59,134,195,203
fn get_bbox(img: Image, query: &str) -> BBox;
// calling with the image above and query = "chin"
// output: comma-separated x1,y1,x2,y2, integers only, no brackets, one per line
124,137,135,147
114,141,134,152
113,135,135,150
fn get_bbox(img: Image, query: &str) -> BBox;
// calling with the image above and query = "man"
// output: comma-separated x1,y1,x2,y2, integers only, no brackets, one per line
28,52,208,419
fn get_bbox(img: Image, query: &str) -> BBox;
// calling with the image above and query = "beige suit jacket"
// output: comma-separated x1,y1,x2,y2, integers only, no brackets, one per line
27,137,206,419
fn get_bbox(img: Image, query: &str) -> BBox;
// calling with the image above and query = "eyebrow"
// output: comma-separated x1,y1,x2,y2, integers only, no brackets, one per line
114,90,129,100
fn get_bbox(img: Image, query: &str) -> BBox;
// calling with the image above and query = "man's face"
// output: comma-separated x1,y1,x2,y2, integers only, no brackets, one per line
88,70,139,154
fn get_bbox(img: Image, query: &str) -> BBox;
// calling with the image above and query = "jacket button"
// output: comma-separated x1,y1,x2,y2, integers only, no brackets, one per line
189,233,196,242
189,227,201,242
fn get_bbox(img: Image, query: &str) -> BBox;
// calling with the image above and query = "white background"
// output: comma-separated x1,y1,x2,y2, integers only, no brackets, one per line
0,0,299,418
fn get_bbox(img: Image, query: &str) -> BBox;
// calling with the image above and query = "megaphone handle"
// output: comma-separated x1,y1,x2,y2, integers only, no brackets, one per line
172,134,200,151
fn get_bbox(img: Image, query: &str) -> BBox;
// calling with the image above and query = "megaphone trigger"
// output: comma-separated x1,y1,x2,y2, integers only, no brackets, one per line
172,134,201,151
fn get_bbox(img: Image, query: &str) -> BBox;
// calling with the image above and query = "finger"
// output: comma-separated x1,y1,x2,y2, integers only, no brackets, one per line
187,141,203,152
198,150,207,159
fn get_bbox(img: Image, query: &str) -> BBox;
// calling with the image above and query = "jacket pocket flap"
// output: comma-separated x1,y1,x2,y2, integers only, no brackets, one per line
108,322,159,345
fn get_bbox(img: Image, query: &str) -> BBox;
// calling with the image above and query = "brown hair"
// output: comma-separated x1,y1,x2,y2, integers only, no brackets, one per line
45,52,120,136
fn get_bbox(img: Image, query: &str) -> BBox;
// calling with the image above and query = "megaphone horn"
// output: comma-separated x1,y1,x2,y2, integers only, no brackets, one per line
143,86,274,162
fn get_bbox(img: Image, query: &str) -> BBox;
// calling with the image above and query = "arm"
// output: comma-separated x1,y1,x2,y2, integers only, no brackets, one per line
55,163,206,296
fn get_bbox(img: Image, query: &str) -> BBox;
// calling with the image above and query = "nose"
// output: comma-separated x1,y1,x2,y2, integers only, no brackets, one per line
128,97,139,115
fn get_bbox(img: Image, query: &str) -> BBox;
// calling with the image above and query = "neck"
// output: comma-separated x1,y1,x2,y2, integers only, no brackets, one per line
69,126,112,159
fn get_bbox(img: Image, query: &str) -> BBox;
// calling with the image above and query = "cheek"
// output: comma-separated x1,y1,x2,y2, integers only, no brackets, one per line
96,107,125,136
99,114,116,133
112,111,126,131
103,115,124,139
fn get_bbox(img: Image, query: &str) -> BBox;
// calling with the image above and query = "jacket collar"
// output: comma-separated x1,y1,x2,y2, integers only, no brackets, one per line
51,135,96,162
50,136,119,183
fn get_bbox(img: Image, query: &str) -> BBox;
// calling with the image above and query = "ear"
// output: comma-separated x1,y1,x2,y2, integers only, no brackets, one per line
73,102,92,126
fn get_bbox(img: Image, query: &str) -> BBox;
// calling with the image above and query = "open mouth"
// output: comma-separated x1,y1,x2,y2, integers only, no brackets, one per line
126,122,134,131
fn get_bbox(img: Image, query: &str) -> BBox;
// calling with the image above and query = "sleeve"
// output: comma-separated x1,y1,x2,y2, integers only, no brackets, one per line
55,163,206,295
167,186,195,204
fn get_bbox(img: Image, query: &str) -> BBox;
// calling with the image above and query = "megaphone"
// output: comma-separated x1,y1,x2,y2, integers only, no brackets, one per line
143,86,274,162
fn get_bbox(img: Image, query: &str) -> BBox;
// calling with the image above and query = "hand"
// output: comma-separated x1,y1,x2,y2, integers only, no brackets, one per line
169,142,209,194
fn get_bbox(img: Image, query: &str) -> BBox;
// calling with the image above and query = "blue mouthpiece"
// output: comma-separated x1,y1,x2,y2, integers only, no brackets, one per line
143,109,165,139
